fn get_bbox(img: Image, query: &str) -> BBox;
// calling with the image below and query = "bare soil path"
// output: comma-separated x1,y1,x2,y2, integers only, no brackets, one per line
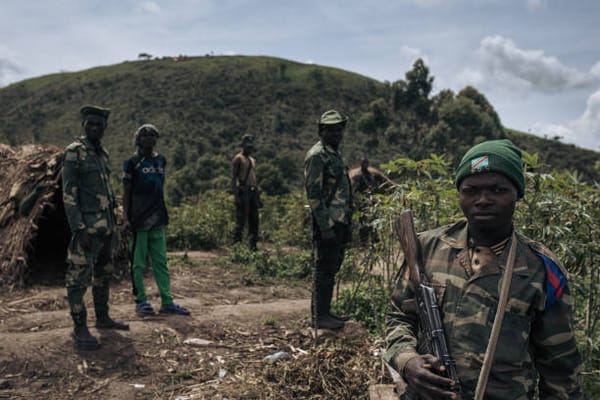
0,250,320,399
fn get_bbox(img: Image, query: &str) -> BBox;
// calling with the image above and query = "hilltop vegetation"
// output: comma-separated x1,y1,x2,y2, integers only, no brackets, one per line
0,55,597,204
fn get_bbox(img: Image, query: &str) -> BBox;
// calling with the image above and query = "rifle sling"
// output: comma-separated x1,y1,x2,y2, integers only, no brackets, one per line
473,230,517,400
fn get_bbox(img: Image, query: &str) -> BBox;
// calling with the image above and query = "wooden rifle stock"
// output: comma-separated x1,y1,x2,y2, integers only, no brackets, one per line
394,210,424,285
394,210,461,395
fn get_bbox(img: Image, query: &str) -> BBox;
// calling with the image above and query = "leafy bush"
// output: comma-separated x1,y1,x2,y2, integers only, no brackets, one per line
226,244,312,285
166,190,233,250
333,278,389,336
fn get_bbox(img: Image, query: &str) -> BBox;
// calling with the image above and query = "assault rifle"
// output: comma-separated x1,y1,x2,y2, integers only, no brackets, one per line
395,210,461,395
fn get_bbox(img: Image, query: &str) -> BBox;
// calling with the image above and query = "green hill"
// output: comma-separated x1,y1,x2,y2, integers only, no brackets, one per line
0,55,598,203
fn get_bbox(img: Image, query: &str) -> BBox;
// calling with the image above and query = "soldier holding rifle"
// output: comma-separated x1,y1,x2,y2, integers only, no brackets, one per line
384,140,581,399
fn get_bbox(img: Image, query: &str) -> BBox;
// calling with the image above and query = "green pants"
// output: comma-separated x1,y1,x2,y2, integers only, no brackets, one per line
130,227,173,306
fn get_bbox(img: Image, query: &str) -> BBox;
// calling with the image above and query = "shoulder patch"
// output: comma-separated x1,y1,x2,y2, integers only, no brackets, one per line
65,150,79,162
65,141,83,151
535,250,567,309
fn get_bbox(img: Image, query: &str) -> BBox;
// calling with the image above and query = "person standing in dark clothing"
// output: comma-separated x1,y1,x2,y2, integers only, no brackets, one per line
304,109,353,330
231,134,260,251
122,124,190,316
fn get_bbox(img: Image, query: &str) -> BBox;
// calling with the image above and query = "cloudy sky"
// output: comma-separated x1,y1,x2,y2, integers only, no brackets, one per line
1,0,598,150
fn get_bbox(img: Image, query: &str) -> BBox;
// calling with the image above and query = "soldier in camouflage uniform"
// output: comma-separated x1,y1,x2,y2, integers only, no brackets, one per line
62,105,129,350
304,109,353,330
384,139,581,399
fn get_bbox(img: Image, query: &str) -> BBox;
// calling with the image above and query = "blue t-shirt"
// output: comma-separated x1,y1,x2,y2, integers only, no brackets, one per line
123,152,169,231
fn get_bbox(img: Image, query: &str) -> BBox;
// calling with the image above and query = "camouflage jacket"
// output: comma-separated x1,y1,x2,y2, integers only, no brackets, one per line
384,219,581,400
304,140,352,231
62,137,117,235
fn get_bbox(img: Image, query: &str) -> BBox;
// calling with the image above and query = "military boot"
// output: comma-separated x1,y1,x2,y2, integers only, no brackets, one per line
95,310,130,330
314,273,344,330
71,311,100,350
329,312,350,322
93,285,129,330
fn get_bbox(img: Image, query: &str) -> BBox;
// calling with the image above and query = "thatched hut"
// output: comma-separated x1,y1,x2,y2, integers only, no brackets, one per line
0,144,126,288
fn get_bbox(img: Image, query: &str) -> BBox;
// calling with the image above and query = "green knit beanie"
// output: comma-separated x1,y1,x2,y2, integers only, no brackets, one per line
455,139,525,198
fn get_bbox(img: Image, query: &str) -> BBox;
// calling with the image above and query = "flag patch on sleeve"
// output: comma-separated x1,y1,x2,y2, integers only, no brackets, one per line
65,151,78,162
536,251,567,309
470,155,489,172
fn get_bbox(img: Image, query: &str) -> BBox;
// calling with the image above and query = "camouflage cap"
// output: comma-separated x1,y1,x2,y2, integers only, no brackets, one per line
318,109,348,126
241,134,256,146
80,105,111,121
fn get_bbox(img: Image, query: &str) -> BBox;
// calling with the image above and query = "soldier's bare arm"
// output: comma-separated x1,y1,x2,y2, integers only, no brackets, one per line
231,155,241,197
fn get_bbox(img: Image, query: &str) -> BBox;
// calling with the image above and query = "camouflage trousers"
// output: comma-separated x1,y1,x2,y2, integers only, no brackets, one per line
65,231,116,320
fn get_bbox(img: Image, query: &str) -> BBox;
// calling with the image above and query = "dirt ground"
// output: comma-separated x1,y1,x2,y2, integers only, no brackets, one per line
0,250,381,400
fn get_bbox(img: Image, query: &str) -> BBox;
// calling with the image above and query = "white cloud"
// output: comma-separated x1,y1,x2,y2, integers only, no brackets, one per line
572,88,600,148
399,46,427,64
137,1,161,15
531,122,573,140
591,61,600,77
456,67,484,87
531,88,600,150
473,35,598,92
0,58,23,86
0,45,24,86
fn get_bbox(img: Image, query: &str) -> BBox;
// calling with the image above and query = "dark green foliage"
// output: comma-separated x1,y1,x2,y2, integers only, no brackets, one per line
257,191,312,246
226,244,312,285
333,280,388,335
166,191,233,250
393,58,434,120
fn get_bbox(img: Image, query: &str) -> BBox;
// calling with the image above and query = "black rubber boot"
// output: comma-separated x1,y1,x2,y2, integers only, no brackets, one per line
71,311,100,350
95,310,130,330
329,312,350,322
315,273,344,330
316,314,345,329
93,284,129,330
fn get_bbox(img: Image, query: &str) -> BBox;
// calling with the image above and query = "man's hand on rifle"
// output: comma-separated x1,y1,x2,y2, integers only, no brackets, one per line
405,354,457,400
